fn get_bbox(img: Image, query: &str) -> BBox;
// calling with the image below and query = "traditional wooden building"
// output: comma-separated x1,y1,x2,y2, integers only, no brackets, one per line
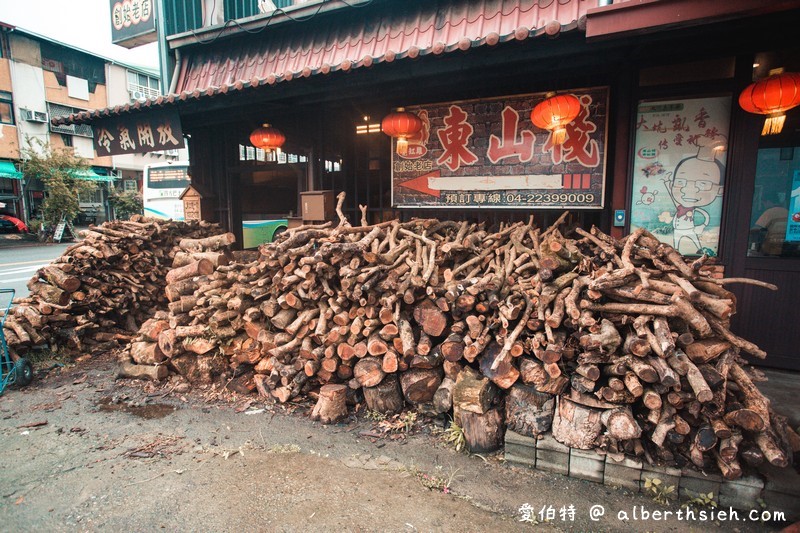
57,0,800,370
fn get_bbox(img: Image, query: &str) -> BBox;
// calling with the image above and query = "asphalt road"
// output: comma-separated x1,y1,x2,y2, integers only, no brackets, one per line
0,242,72,300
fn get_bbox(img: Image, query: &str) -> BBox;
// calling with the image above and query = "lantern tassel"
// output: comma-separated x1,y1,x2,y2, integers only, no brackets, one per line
762,114,786,136
396,137,409,156
551,127,567,146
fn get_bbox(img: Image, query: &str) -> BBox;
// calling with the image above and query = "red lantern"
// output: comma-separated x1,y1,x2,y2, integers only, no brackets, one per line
739,71,800,135
530,94,581,145
250,123,286,152
381,108,423,155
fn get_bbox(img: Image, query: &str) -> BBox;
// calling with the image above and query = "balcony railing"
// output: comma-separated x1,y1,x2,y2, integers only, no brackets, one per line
163,0,310,36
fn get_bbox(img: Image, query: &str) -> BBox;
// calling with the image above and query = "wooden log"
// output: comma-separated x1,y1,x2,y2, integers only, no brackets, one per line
397,316,416,357
536,375,569,395
28,283,69,306
166,259,214,285
479,342,520,390
719,431,743,462
714,451,743,480
413,299,447,337
41,266,81,293
645,356,679,388
551,397,603,450
179,232,236,252
433,377,456,414
270,308,298,330
754,430,789,467
363,375,405,415
353,357,385,388
453,366,497,414
505,384,554,437
157,329,180,358
443,360,463,382
728,363,771,428
172,251,230,268
519,357,548,386
623,371,643,397
165,279,199,302
685,358,714,403
400,368,443,404
168,296,198,315
624,356,658,383
723,408,766,432
169,353,228,383
117,361,168,381
440,333,465,362
600,407,642,440
311,384,348,424
130,341,166,364
183,337,216,355
382,350,399,373
684,339,732,363
366,333,389,356
460,406,505,453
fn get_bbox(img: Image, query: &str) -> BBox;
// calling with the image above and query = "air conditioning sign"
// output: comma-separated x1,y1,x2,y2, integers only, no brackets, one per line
92,108,184,156
110,0,157,49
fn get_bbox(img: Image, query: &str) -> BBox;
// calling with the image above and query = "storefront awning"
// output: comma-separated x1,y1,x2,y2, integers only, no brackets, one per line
70,169,115,182
0,161,23,180
53,0,592,126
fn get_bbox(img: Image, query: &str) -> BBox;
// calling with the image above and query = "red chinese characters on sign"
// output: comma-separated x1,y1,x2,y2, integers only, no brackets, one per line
487,106,535,164
436,105,479,171
404,110,430,159
393,88,608,209
545,95,600,168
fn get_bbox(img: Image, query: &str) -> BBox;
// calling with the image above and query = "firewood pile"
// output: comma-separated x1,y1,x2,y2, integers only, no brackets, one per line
124,194,797,478
1,216,226,359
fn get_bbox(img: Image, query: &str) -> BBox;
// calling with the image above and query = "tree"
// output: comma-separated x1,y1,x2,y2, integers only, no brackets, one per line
21,137,98,229
109,190,144,220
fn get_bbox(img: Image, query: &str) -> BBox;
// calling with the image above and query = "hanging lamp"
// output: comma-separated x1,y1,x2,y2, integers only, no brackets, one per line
530,93,581,145
250,123,286,152
739,70,800,135
381,108,423,156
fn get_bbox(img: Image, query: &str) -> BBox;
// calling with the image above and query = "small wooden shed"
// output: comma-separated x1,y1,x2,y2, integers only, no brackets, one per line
179,183,215,222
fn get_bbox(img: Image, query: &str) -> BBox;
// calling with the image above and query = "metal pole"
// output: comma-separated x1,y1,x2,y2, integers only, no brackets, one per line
155,0,173,94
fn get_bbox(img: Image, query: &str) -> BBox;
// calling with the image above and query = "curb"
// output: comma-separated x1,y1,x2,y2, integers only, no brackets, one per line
504,429,799,522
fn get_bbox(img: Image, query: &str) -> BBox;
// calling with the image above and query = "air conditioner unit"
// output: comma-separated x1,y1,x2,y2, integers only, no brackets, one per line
129,90,146,101
20,108,48,123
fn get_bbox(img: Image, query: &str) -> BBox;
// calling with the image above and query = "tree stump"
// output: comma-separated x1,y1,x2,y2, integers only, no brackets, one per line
600,407,642,440
453,366,497,414
311,384,348,424
117,361,167,381
505,384,554,437
363,375,404,414
552,397,603,450
400,368,442,404
460,406,505,453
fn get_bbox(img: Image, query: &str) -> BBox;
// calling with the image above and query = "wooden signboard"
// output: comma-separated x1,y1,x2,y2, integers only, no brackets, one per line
391,87,609,209
93,108,184,156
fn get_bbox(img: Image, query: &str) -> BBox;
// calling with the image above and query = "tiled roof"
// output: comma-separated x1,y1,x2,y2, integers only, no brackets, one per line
53,0,592,126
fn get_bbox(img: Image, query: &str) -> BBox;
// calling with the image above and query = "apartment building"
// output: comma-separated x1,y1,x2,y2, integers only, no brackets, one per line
0,22,186,223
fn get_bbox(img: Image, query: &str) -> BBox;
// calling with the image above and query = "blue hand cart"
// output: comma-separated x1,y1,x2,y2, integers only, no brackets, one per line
0,289,33,395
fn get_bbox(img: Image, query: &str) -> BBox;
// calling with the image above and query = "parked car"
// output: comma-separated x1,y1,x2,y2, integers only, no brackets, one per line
0,214,29,233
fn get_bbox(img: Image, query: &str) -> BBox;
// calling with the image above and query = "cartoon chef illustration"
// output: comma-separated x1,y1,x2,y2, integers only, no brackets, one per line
660,137,726,254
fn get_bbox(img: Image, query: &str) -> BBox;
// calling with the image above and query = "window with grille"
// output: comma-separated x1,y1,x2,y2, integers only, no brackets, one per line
127,70,160,101
47,102,93,137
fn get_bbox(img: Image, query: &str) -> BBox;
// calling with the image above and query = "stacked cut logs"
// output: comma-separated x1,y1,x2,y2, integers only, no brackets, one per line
119,232,236,381
120,194,798,478
1,216,225,360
